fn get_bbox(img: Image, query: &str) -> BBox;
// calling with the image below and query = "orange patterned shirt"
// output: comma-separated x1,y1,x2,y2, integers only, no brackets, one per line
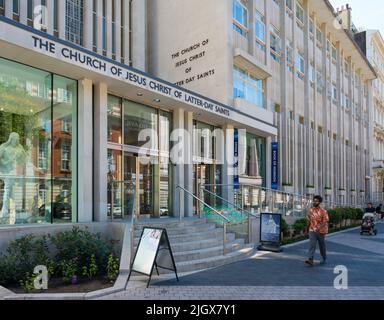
308,207,329,234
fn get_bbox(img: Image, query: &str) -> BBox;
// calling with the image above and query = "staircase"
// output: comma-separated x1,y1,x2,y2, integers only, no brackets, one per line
133,218,255,274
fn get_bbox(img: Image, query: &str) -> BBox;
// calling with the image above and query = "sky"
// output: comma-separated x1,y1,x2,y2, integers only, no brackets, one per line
330,0,384,35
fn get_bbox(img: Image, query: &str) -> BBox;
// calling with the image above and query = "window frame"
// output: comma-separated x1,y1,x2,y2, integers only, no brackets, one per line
296,52,305,80
255,10,266,50
233,0,248,37
270,26,281,62
296,2,304,26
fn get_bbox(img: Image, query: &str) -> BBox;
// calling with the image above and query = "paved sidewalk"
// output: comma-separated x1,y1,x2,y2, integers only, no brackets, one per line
98,222,384,300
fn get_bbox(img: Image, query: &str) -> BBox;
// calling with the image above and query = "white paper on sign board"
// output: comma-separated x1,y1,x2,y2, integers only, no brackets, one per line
132,228,163,275
260,214,281,243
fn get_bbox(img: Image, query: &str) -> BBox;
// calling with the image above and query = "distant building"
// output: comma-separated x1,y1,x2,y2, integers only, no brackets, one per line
148,0,377,206
355,29,384,204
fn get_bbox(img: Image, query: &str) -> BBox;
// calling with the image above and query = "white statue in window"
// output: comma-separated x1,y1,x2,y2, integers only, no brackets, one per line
0,133,27,221
265,214,279,235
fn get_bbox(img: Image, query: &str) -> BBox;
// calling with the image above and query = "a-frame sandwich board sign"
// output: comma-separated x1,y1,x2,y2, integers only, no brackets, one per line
128,227,179,288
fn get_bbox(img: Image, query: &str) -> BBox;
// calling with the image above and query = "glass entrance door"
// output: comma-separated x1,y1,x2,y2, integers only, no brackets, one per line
139,161,154,216
123,154,136,218
124,153,155,217
193,164,215,214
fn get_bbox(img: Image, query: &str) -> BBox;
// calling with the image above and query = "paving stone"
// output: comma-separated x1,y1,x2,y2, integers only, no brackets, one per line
96,223,384,300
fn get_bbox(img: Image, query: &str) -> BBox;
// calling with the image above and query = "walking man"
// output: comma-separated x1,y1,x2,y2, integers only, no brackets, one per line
305,195,329,266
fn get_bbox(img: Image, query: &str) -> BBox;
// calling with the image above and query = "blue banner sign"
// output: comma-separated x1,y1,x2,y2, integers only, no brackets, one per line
234,129,239,190
271,142,279,190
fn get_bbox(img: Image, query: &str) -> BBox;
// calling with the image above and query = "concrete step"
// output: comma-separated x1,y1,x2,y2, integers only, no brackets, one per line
131,218,254,275
134,218,208,229
172,239,246,263
134,227,224,244
133,223,216,237
134,233,236,253
156,245,255,274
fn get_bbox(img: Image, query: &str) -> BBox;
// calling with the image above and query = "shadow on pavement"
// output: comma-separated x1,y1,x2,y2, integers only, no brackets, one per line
155,224,384,287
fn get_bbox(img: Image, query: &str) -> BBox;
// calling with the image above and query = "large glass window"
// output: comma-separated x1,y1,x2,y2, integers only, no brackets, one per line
238,132,266,184
286,41,293,72
296,53,305,80
107,95,122,144
13,0,19,15
0,58,77,226
124,101,158,150
159,111,172,216
270,27,281,62
107,95,172,218
296,3,304,24
107,149,122,219
193,121,215,162
192,121,221,213
65,0,84,46
233,0,248,37
233,66,264,108
255,11,265,50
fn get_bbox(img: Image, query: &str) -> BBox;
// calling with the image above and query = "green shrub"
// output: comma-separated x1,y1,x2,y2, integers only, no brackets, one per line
60,259,79,284
19,272,38,293
355,208,364,220
0,254,18,285
50,227,113,275
0,235,50,285
0,227,120,286
281,218,290,236
330,209,343,227
293,219,308,235
106,254,120,281
82,255,98,280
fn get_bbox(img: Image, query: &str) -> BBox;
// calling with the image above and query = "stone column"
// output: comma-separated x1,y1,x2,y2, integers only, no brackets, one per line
184,111,194,217
303,0,310,190
94,82,109,222
58,0,65,39
106,0,113,58
83,0,93,50
77,79,94,223
5,0,12,19
96,0,103,55
45,0,54,35
19,0,28,25
123,0,130,65
132,0,146,71
222,124,235,205
115,0,122,61
280,0,288,188
367,79,374,200
172,108,185,218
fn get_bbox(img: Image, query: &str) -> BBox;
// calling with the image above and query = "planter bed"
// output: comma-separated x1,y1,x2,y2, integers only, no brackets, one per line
7,276,114,294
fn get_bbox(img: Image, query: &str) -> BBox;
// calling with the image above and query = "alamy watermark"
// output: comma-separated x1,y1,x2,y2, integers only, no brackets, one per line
33,265,48,290
33,6,49,31
333,265,348,290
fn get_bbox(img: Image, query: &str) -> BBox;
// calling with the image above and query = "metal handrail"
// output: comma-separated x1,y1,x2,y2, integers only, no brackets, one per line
177,185,229,255
203,183,312,199
201,187,258,218
203,183,366,209
130,184,137,264
177,185,230,223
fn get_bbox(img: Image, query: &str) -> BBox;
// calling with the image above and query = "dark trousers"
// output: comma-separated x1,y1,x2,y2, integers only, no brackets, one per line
308,232,327,260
